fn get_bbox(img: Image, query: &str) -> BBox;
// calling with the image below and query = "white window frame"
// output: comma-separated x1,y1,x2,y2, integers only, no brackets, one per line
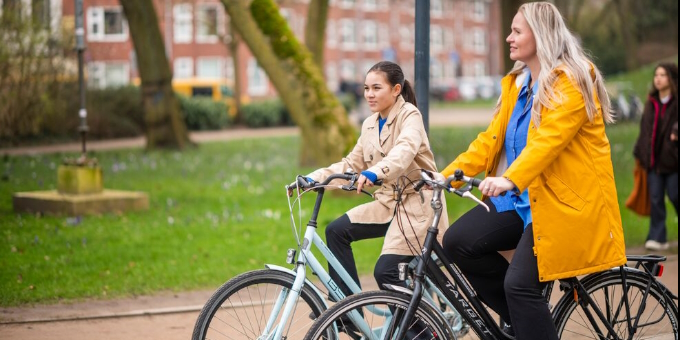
174,57,194,79
173,3,193,44
247,59,268,96
86,6,128,42
325,62,338,92
473,28,487,54
363,0,378,11
339,19,356,50
338,0,355,9
340,60,355,81
431,25,443,52
197,57,223,79
326,19,337,48
196,3,222,44
431,0,443,18
362,20,378,51
87,61,129,88
471,0,487,22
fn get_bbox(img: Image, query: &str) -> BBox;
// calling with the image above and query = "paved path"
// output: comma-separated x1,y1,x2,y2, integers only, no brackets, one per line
0,107,494,156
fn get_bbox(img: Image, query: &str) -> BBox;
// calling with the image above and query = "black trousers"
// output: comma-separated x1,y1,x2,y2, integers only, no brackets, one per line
647,171,679,243
442,200,558,340
326,214,414,297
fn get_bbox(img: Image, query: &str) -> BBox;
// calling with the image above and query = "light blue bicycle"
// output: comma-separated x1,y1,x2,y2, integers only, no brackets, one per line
192,172,467,340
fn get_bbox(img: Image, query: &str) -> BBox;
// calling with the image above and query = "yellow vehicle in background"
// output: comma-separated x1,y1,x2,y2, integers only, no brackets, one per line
133,77,239,118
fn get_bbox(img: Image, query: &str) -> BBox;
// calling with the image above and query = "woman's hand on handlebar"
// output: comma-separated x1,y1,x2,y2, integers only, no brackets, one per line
356,174,374,194
479,176,514,197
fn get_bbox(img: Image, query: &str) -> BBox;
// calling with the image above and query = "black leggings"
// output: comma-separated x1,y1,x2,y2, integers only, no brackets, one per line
326,214,413,296
442,200,558,340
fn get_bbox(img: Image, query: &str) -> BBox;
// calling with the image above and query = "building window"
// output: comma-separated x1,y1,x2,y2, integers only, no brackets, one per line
363,0,377,11
339,19,355,50
339,0,355,9
362,20,377,50
340,60,355,81
174,57,193,79
88,61,129,89
431,0,443,18
471,0,487,22
430,59,444,85
196,4,220,43
326,20,337,48
473,28,486,54
197,57,222,79
325,62,338,92
247,59,268,96
87,6,128,42
224,57,234,80
474,60,486,77
431,25,443,52
173,3,192,43
399,24,413,51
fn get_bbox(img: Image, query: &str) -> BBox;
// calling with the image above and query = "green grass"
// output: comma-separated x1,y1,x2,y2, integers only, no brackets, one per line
1,125,676,306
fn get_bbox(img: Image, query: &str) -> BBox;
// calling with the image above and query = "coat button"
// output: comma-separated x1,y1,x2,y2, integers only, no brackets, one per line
533,199,537,202
493,135,497,139
370,155,373,160
380,152,385,157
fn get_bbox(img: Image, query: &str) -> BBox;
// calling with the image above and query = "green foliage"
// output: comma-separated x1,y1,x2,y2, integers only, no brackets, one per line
178,95,231,131
240,99,292,127
0,125,674,306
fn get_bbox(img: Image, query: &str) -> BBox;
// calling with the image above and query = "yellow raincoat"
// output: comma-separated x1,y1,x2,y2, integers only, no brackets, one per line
442,68,626,281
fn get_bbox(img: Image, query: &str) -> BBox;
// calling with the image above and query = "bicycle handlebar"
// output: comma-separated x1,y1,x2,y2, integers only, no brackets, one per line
417,169,489,212
286,172,383,197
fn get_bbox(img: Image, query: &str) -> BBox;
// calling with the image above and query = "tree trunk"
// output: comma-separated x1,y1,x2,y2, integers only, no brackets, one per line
305,0,329,68
500,0,525,73
228,20,243,123
119,0,190,150
220,0,355,167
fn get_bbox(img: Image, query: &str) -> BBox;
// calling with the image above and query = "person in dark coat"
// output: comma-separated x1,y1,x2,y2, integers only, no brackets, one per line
633,62,679,251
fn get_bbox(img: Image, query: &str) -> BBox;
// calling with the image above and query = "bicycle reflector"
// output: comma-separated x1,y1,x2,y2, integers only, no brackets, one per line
643,262,664,277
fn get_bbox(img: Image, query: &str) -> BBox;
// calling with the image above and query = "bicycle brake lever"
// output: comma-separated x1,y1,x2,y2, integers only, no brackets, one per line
461,191,490,212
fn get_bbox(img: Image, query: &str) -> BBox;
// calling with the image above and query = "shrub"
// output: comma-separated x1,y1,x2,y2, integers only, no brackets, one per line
179,95,231,130
241,99,286,127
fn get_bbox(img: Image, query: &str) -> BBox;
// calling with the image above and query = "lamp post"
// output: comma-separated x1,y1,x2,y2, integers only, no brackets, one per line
74,0,88,163
415,0,430,135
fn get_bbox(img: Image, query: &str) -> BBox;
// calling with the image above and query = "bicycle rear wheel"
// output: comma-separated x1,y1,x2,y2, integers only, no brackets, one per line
192,269,326,340
553,269,678,340
304,290,454,340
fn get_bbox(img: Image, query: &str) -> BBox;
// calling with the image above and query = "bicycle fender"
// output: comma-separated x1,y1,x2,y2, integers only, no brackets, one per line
264,264,330,308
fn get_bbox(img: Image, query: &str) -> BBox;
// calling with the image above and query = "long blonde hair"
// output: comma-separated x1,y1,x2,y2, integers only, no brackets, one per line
498,2,612,125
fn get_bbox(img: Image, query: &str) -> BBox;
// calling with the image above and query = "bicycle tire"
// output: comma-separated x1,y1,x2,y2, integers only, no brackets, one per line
192,269,327,340
304,290,455,340
553,268,679,340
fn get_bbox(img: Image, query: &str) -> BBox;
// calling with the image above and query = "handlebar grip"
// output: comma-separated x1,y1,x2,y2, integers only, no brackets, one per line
413,180,426,192
374,179,383,186
469,177,482,187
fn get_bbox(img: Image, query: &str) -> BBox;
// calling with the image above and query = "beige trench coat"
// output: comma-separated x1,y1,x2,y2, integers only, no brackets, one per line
309,96,449,256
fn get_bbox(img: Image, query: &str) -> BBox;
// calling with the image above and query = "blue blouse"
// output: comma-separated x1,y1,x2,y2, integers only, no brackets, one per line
490,71,537,229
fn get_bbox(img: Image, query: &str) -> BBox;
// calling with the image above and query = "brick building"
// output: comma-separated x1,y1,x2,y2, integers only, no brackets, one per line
5,0,503,100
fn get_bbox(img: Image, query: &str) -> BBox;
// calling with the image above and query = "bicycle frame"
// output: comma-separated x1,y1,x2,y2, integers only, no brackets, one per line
390,172,677,340
267,174,461,339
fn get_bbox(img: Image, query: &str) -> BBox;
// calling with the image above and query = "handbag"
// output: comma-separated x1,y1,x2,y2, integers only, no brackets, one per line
625,159,651,216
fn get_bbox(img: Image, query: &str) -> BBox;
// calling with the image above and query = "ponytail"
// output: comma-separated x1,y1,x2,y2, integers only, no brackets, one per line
401,79,417,107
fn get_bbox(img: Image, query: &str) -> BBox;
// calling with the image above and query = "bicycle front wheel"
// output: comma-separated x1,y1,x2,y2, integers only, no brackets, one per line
304,290,454,340
192,269,327,340
553,269,678,340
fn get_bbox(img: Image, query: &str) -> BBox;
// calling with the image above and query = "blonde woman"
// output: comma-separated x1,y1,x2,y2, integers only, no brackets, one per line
440,2,626,338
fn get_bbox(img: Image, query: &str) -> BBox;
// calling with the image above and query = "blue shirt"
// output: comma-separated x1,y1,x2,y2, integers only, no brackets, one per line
361,116,388,183
490,71,537,229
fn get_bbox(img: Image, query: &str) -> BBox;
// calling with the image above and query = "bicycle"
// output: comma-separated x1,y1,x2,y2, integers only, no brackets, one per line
304,169,679,340
192,172,468,340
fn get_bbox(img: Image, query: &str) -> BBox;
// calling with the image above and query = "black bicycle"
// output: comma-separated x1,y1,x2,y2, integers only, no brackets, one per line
304,170,679,340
